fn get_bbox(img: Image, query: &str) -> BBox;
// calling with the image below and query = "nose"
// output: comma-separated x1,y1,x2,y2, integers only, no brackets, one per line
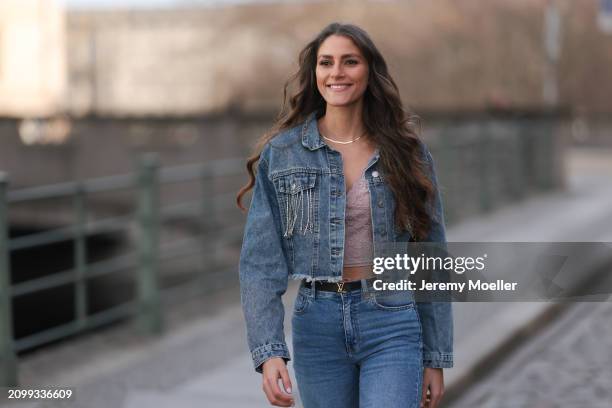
331,62,345,78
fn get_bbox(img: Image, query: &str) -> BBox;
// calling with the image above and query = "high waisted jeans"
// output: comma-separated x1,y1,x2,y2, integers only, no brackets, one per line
291,279,424,408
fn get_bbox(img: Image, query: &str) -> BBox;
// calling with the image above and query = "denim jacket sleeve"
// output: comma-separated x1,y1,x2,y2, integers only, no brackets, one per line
239,144,291,374
416,145,454,369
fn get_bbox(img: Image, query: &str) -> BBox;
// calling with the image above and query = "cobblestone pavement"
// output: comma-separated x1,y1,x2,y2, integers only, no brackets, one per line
449,300,612,408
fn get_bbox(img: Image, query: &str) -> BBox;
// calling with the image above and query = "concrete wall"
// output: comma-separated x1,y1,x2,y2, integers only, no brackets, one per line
0,113,568,229
0,113,260,189
0,1,610,119
0,0,66,117
64,0,612,117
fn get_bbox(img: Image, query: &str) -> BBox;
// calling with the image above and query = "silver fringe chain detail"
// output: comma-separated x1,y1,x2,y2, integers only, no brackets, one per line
283,186,315,238
303,187,314,235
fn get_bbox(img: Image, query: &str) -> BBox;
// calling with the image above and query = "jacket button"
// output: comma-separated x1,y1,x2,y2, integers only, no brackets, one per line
377,199,384,208
372,171,379,178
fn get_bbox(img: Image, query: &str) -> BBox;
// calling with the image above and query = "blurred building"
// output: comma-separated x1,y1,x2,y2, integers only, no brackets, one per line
0,0,606,191
0,0,66,118
0,0,610,119
63,0,612,118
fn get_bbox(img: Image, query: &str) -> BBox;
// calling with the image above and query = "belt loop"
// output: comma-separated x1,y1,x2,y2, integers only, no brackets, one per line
361,278,369,298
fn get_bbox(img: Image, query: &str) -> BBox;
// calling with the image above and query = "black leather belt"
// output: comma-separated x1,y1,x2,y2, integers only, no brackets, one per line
302,278,375,293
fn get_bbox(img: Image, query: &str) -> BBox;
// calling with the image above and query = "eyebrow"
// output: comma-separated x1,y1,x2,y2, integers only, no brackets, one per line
318,54,362,59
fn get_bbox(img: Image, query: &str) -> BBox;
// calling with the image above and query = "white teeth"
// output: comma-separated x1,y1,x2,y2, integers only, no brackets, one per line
329,85,350,89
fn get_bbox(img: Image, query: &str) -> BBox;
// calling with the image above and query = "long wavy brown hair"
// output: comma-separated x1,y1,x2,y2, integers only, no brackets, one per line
236,22,436,241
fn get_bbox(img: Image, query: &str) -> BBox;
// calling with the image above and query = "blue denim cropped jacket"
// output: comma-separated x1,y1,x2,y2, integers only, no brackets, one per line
239,111,453,373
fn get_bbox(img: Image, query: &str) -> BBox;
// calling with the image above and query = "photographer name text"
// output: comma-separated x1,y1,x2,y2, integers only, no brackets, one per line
373,279,518,292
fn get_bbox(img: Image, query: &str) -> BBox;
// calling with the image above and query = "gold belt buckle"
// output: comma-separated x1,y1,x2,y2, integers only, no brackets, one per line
336,281,345,293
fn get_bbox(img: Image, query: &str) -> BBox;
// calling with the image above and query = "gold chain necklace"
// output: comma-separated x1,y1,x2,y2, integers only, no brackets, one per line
321,130,366,145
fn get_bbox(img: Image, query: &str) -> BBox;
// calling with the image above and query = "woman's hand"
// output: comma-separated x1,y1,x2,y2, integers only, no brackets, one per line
421,367,444,408
261,357,295,407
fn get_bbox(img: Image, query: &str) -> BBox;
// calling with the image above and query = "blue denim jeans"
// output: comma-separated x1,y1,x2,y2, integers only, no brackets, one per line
291,279,424,408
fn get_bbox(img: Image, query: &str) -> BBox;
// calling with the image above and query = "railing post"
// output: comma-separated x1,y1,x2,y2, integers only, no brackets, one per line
438,128,456,225
479,120,492,213
539,117,557,190
73,184,88,331
0,172,18,386
200,169,217,285
136,154,163,335
510,129,526,201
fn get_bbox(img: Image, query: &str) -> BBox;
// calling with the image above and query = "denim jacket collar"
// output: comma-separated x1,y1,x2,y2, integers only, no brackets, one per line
301,111,381,161
301,111,327,151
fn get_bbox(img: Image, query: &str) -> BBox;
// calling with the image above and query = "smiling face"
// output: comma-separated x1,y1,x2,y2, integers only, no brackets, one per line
315,35,369,108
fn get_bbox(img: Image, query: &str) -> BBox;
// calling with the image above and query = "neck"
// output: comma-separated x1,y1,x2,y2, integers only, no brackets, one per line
318,104,366,142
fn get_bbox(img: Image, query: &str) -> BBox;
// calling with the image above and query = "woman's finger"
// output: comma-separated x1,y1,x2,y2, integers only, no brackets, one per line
264,372,293,406
279,366,293,396
420,382,429,408
428,381,444,408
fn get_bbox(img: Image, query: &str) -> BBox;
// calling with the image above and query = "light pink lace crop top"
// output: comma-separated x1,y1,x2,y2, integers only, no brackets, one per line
343,173,374,267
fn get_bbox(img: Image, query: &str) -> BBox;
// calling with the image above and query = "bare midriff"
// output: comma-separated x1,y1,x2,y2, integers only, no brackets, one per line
342,265,375,282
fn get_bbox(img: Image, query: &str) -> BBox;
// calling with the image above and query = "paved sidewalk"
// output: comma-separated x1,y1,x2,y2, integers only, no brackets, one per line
449,299,612,408
4,147,612,408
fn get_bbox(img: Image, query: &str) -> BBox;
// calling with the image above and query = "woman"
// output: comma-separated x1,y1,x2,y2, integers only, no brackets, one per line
236,22,453,408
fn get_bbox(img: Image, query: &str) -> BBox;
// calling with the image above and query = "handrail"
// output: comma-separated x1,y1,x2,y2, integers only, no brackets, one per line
0,155,246,386
0,123,562,387
5,158,245,203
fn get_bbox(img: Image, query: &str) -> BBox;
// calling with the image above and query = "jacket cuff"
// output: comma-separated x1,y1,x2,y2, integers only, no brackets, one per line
423,352,453,368
252,342,291,374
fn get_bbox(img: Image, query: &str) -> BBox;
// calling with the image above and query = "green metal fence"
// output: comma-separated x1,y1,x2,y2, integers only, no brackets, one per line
428,116,562,225
0,117,564,386
0,154,244,386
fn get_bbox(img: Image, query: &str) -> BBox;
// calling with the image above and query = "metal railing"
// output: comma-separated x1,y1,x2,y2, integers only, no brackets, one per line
430,117,561,225
0,117,564,386
0,154,245,386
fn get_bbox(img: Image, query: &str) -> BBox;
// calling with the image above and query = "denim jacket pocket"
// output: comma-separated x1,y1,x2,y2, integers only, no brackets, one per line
273,171,319,238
